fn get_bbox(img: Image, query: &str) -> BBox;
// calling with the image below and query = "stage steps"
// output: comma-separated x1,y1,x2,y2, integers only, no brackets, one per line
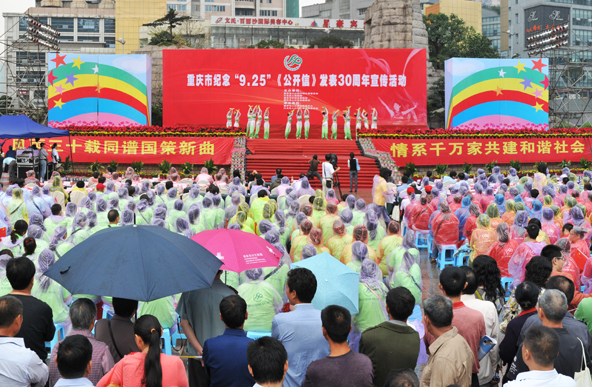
245,139,380,192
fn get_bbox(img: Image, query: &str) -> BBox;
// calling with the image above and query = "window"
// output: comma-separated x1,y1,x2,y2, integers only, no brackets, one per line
59,35,74,42
206,5,226,11
482,24,499,37
482,16,500,23
78,18,100,33
515,13,518,23
104,37,115,48
573,8,592,26
16,52,45,65
236,9,254,15
104,19,115,33
260,10,278,16
179,4,186,10
574,29,592,45
320,10,330,17
206,5,211,11
51,18,74,33
78,36,100,42
358,7,367,15
205,0,214,2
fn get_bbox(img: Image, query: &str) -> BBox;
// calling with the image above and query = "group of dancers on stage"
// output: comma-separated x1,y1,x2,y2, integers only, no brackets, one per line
225,106,378,139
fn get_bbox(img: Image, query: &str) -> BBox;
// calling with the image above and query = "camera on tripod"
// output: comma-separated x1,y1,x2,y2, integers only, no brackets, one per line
327,153,338,169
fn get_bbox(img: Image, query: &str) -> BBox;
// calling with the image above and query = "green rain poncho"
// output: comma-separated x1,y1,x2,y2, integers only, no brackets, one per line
136,201,154,226
7,188,28,225
201,196,220,231
256,203,275,236
237,269,283,332
250,197,270,224
311,197,326,225
327,220,354,262
184,186,203,212
138,296,177,329
353,259,388,333
230,203,256,232
32,249,71,323
167,200,186,230
376,223,403,264
236,211,256,234
319,203,340,245
352,199,367,227
387,231,420,278
290,219,313,262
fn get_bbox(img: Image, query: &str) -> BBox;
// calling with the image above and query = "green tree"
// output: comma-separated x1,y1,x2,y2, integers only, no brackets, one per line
144,9,191,45
308,35,353,48
152,103,163,126
427,76,445,119
248,39,285,48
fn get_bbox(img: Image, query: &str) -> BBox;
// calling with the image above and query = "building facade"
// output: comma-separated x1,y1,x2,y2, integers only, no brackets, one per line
167,0,287,21
424,0,483,32
116,0,168,54
482,7,500,52
301,0,375,20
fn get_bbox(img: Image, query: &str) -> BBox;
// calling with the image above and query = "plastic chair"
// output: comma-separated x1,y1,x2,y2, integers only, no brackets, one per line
455,250,469,267
437,245,457,269
162,328,172,355
402,224,408,237
171,324,187,350
501,277,513,301
46,324,65,358
102,304,113,320
246,331,272,340
414,230,430,251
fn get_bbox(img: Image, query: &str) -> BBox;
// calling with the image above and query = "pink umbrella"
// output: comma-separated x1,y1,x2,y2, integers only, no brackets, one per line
191,229,282,272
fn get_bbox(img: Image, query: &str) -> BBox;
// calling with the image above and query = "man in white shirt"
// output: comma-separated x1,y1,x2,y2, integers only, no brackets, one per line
54,335,94,387
247,336,288,387
504,325,576,387
460,267,500,386
0,295,49,387
321,154,340,197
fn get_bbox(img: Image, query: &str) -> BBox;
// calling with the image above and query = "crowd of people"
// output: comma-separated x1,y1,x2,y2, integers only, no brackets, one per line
1,160,592,387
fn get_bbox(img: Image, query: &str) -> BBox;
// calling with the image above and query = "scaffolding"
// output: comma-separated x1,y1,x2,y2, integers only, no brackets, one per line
0,14,60,125
528,27,592,128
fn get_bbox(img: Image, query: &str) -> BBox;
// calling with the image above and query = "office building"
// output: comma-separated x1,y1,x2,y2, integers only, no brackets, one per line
302,0,375,20
424,0,482,32
482,7,500,52
116,0,168,54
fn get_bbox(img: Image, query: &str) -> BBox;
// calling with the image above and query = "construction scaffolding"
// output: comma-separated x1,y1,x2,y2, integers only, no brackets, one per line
528,27,592,128
0,14,60,125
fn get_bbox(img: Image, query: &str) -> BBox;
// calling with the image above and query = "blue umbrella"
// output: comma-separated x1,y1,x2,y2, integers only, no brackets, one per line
44,225,223,301
291,252,359,315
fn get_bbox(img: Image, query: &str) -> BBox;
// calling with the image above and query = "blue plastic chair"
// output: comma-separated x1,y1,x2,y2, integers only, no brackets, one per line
437,245,457,269
246,331,272,340
501,277,513,301
171,318,186,349
46,324,65,359
162,328,172,355
415,230,430,251
102,304,113,320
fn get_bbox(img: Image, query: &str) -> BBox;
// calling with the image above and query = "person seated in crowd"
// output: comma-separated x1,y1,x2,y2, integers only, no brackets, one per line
383,369,419,387
247,336,289,387
508,224,547,285
95,297,140,363
301,305,373,387
0,295,49,387
238,269,283,333
24,170,41,187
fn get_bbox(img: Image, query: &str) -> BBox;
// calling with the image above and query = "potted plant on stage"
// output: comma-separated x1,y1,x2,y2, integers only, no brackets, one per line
158,159,172,179
182,162,194,177
131,161,144,174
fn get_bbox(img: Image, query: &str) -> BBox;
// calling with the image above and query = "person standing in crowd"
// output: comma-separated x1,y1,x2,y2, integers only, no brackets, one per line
322,155,340,197
53,335,95,387
202,295,255,387
95,297,140,363
0,295,49,387
372,168,394,224
421,295,474,387
272,268,329,387
49,298,114,386
301,305,373,387
359,287,420,387
247,337,288,387
39,142,49,183
176,270,235,387
348,152,360,193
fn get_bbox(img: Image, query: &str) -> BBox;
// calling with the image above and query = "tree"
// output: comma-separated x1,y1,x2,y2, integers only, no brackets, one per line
143,9,191,45
248,39,285,49
427,76,445,120
308,35,353,48
424,13,499,70
148,30,180,46
484,5,500,15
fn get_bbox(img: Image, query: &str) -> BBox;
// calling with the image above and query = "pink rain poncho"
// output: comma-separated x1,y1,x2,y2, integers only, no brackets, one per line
430,201,459,248
541,207,561,244
480,187,495,213
486,223,518,277
509,210,529,243
463,204,481,242
556,238,582,289
568,207,592,243
409,198,433,232
508,238,546,285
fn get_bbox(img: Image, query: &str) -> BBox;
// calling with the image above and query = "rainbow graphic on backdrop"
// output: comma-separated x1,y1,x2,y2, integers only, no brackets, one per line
445,58,549,130
47,53,151,127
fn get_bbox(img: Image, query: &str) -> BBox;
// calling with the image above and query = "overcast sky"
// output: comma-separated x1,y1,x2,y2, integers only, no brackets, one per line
0,0,324,36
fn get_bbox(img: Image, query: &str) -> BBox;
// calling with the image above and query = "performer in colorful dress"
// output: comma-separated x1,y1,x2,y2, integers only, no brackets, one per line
226,108,234,128
321,107,329,139
296,108,303,139
304,108,310,139
233,109,241,128
355,108,362,133
285,110,294,139
331,109,340,140
371,108,378,130
263,107,270,139
343,106,352,140
255,106,262,138
362,109,369,129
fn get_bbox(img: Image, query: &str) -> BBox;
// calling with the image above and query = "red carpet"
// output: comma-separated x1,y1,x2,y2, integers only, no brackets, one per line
246,139,380,192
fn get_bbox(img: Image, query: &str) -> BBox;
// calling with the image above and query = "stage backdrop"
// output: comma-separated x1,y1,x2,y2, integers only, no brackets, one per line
47,54,152,127
445,58,549,130
163,49,427,138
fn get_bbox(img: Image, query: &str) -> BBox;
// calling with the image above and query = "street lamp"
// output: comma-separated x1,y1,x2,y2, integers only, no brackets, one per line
502,30,518,58
116,32,125,54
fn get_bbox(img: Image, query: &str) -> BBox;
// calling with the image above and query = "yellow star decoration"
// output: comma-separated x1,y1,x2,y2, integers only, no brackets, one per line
495,86,503,96
54,99,64,109
96,83,102,93
514,61,526,74
533,102,544,112
72,56,85,69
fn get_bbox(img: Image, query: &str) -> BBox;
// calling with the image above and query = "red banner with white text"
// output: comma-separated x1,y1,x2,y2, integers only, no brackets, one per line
162,49,427,139
5,137,234,164
373,137,589,166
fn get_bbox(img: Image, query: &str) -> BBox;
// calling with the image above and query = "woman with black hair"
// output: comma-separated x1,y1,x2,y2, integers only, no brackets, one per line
97,314,188,387
0,219,28,256
472,255,506,315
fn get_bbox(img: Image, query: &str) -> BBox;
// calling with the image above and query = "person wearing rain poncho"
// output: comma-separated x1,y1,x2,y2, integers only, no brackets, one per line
376,221,402,264
319,202,340,245
86,211,99,236
28,212,47,240
103,181,118,201
119,209,135,226
290,212,307,248
307,228,330,256
117,187,130,213
301,244,318,260
44,204,68,242
63,202,78,233
296,177,315,197
272,210,290,248
390,234,423,311
231,202,255,232
487,223,518,278
480,186,495,213
49,225,74,260
237,268,283,333
224,193,242,219
1,186,13,208
263,229,291,298
41,185,55,208
26,186,50,218
494,193,506,216
258,220,278,240
249,191,270,225
509,210,529,243
501,200,516,226
175,217,195,238
135,199,153,226
339,194,356,215
0,220,28,256
562,195,578,223
235,211,256,234
167,200,186,230
196,167,214,184
187,206,205,235
569,226,591,270
275,176,291,197
339,208,355,236
67,212,89,246
469,214,496,264
290,219,313,262
32,248,72,333
349,259,388,352
352,199,367,226
79,196,94,215
326,219,353,263
94,198,109,229
28,225,49,259
311,197,326,225
298,203,319,229
409,196,433,232
372,168,394,223
340,225,378,265
165,187,179,211
485,203,503,230
7,187,28,225
429,201,459,262
541,207,561,245
50,175,69,202
527,199,543,221
212,195,226,229
137,296,178,334
255,203,275,236
365,213,386,268
508,224,547,286
533,162,548,192
463,204,481,242
182,186,201,212
201,196,220,231
454,196,472,239
567,206,592,242
0,254,13,296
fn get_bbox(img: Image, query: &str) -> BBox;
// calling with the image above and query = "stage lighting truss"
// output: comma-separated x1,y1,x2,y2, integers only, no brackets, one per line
526,23,570,55
26,17,60,51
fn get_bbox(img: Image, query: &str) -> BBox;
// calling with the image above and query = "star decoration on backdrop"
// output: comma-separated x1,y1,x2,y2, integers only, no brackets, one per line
53,99,64,109
499,69,506,78
495,86,503,96
96,83,102,93
54,84,65,95
520,77,533,90
65,72,78,86
92,65,99,74
533,102,544,112
541,75,549,90
50,53,66,68
514,61,526,74
47,70,57,86
72,56,85,69
533,89,543,99
531,59,547,73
